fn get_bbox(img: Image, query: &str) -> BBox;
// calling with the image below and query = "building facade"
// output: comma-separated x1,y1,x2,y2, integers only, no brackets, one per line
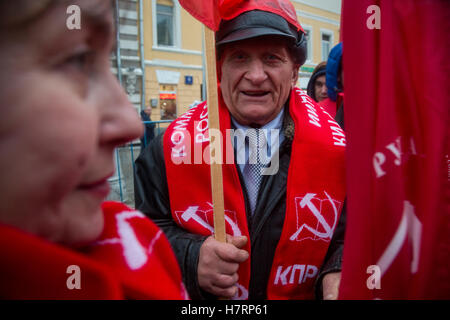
142,0,204,121
294,0,342,88
115,0,341,119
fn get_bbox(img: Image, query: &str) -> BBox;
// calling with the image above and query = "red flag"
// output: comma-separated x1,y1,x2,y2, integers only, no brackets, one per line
178,0,221,30
178,0,302,32
340,0,450,299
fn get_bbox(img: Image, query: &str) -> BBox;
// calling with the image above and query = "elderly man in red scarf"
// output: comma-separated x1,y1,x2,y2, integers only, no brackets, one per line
135,1,346,300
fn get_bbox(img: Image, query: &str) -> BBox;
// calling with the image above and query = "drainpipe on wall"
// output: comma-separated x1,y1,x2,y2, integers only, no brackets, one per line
114,0,123,86
139,0,146,112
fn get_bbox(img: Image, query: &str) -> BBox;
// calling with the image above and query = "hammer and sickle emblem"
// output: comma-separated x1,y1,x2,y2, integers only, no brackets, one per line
179,205,242,237
289,191,339,241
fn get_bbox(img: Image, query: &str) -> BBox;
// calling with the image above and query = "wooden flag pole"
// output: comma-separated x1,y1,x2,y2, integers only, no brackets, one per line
203,26,226,243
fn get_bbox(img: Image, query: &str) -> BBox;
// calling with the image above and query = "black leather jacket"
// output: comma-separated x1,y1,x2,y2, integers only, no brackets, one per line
134,111,346,300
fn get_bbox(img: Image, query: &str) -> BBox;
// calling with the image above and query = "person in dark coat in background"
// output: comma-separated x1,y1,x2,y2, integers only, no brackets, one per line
306,61,328,103
139,107,155,154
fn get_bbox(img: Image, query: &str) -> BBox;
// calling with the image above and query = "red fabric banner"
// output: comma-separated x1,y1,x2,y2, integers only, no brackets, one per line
339,0,450,299
178,0,302,32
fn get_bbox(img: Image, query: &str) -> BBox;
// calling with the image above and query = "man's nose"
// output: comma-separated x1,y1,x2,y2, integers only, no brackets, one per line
244,59,267,84
321,84,328,95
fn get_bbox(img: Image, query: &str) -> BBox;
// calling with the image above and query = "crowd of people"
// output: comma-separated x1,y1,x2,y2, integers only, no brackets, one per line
0,0,347,300
1,0,443,300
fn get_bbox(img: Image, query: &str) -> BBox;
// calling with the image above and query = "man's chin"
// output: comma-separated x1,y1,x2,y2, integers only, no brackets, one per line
245,110,280,126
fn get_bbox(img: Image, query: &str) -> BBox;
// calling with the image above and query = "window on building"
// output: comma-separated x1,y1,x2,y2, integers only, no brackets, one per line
159,84,177,119
321,32,332,61
303,27,312,63
156,2,174,46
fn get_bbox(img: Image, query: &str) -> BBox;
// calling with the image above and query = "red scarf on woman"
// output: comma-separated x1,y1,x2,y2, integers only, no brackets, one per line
164,88,346,299
0,201,188,299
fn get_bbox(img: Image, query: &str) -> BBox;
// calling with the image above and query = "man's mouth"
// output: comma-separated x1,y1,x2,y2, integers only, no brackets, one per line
242,91,270,97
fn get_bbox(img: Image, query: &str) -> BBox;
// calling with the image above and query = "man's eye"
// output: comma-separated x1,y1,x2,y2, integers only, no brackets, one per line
230,52,246,61
266,54,280,62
